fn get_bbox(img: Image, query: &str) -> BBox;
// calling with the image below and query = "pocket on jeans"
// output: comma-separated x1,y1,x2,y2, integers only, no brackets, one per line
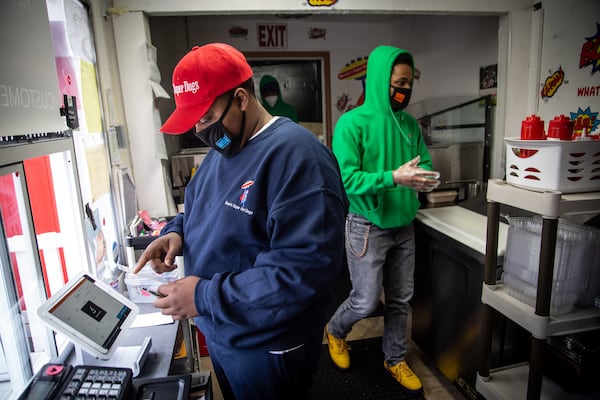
346,215,371,258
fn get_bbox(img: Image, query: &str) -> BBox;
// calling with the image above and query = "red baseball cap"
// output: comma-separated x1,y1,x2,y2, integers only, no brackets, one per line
160,43,253,134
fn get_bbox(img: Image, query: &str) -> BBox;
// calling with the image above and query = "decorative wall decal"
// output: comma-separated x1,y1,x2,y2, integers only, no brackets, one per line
336,93,350,112
307,0,337,6
337,56,368,111
570,106,599,136
308,27,326,39
580,22,600,74
541,66,568,101
229,25,248,39
577,85,600,97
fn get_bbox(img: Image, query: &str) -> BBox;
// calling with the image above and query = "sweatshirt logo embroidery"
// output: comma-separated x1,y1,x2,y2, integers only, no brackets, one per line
224,180,255,215
239,180,255,207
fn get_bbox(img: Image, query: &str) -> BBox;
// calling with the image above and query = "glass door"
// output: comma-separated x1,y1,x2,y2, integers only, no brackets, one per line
0,163,51,399
0,139,90,399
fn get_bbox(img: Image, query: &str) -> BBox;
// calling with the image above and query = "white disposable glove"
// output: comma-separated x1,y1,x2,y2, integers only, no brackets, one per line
392,156,441,192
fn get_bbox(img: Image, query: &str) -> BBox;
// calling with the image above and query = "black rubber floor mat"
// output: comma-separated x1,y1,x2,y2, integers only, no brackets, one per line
310,336,426,400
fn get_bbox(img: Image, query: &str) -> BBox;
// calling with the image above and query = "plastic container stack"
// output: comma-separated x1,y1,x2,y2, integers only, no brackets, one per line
502,216,600,316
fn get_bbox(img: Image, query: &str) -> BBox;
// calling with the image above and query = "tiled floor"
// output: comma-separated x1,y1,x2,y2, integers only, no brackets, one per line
200,313,466,400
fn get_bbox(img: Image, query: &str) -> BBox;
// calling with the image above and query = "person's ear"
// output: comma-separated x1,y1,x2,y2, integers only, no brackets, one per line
234,88,248,110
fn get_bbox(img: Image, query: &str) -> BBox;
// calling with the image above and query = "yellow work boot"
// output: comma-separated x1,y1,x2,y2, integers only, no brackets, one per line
384,360,423,392
325,325,351,370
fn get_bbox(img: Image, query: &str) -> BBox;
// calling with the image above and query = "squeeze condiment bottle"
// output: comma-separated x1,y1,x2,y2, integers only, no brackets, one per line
520,115,545,140
547,115,573,140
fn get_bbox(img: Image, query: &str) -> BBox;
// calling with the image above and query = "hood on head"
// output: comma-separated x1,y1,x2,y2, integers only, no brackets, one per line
259,74,282,103
364,45,414,113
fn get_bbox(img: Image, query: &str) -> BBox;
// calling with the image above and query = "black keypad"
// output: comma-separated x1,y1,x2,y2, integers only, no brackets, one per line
56,366,132,400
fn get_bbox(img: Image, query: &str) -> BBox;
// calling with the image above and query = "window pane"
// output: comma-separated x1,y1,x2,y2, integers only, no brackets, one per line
0,149,90,398
0,165,48,398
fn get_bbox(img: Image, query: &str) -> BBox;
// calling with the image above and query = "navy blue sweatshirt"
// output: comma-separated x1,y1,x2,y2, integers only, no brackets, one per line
161,117,348,349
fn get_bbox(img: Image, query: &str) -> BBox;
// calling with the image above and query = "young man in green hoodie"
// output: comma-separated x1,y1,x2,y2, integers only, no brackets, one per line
325,45,440,393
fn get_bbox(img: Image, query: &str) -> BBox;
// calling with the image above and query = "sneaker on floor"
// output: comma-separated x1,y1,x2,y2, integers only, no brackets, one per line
384,360,423,392
325,325,351,370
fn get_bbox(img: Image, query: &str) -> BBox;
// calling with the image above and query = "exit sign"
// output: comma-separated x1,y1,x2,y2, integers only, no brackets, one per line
257,24,287,49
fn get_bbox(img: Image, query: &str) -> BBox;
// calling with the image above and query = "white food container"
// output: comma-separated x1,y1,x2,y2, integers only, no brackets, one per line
125,265,181,303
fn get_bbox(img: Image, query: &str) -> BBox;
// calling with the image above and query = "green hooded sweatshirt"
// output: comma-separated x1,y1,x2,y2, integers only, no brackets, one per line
332,45,433,229
259,74,299,122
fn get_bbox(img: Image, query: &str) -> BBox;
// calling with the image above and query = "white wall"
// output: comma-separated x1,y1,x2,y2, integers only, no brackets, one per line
537,0,600,126
112,12,176,217
396,15,500,102
116,0,531,15
149,14,499,140
108,1,533,216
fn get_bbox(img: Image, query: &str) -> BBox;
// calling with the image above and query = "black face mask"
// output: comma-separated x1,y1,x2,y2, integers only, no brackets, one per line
390,86,412,112
195,94,246,158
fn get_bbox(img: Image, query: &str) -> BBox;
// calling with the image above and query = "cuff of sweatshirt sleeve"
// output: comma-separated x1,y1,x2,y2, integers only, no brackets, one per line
161,226,183,238
385,171,396,187
194,278,210,315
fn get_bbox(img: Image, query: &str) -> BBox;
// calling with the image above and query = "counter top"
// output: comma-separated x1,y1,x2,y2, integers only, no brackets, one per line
416,205,508,257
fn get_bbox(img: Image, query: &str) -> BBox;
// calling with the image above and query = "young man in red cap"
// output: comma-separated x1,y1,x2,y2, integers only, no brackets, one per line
133,43,348,399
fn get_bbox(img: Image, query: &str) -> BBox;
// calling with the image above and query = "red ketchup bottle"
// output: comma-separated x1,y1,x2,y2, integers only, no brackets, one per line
520,115,545,156
547,115,573,141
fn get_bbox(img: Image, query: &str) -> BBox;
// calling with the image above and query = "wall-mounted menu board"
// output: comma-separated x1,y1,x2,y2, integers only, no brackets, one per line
1,0,66,135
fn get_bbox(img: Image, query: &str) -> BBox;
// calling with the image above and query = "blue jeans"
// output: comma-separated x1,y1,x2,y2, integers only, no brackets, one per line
328,213,415,365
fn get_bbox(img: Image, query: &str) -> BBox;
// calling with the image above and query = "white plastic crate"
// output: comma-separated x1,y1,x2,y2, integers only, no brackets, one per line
502,217,599,316
505,137,600,193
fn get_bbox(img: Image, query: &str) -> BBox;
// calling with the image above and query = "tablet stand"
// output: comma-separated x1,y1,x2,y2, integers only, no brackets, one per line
73,336,152,377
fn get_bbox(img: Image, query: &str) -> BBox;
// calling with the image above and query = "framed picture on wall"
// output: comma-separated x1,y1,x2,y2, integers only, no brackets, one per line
479,64,497,95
